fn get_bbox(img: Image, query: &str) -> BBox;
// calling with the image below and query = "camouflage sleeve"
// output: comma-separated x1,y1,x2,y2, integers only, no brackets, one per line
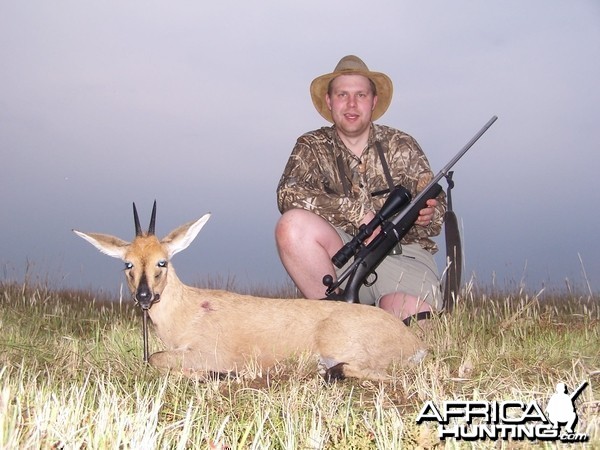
277,138,371,232
389,133,447,243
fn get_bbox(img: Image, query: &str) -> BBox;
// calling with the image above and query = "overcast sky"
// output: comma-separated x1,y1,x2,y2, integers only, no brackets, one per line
1,1,599,297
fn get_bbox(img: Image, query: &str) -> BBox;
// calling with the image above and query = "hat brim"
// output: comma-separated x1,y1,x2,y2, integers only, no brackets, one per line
310,70,393,123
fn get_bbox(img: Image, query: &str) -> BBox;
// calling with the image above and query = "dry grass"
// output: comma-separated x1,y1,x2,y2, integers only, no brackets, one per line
0,280,598,449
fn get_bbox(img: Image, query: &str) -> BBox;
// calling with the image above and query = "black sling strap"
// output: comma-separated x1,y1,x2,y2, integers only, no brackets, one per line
375,141,396,193
442,171,462,312
336,153,351,197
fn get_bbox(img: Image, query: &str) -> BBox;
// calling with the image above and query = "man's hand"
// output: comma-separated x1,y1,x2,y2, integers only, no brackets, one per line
359,210,378,244
416,198,437,227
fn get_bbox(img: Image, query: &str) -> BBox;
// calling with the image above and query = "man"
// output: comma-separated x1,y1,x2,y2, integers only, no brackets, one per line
275,55,446,323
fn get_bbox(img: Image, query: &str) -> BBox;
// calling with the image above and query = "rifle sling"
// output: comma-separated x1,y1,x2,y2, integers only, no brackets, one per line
336,153,351,197
375,141,396,193
443,171,462,312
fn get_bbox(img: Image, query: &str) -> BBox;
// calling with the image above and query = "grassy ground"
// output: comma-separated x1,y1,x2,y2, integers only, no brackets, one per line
0,280,598,449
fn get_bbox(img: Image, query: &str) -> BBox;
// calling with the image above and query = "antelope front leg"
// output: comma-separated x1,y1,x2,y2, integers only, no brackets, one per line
148,350,230,379
148,350,185,372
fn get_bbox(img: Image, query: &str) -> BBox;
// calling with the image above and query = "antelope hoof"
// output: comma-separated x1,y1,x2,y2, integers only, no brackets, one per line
324,362,346,382
318,357,347,382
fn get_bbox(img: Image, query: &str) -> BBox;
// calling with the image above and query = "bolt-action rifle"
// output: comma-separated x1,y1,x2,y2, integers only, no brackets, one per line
323,116,498,305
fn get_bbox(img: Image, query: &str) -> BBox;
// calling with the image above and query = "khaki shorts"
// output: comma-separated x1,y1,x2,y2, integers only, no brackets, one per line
334,228,442,310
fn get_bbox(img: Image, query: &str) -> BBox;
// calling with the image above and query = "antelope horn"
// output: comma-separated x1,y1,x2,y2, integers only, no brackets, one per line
133,203,143,236
148,200,157,235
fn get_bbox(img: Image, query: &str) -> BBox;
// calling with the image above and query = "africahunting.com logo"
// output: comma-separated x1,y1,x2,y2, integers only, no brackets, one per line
416,381,589,443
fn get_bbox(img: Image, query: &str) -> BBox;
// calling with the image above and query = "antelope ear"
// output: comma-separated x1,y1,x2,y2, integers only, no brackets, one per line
73,230,130,260
161,213,211,258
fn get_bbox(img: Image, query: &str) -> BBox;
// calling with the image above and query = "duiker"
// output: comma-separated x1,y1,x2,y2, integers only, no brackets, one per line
74,202,426,381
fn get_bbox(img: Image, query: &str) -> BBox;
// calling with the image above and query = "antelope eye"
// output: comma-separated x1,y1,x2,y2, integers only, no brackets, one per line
125,262,133,270
158,260,167,268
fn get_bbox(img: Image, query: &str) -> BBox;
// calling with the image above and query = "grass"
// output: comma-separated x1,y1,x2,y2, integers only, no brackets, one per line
0,279,598,449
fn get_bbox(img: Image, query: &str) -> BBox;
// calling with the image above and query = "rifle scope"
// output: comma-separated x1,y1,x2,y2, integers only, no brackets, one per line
332,185,412,268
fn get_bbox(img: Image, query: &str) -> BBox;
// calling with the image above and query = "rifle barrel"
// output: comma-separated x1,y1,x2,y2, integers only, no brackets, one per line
439,115,498,179
388,115,498,229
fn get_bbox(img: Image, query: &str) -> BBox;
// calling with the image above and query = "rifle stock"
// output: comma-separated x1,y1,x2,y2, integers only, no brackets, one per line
323,116,498,303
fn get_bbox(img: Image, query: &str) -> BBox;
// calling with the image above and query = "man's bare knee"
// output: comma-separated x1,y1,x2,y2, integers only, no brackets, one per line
276,209,340,251
275,209,310,247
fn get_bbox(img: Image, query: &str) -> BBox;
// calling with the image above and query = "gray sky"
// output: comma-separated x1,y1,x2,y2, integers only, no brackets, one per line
2,1,599,296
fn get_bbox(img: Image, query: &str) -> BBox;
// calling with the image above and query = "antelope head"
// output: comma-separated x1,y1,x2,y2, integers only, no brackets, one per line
73,201,210,309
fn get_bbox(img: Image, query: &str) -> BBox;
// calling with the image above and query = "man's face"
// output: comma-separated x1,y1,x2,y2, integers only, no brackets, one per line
326,74,377,139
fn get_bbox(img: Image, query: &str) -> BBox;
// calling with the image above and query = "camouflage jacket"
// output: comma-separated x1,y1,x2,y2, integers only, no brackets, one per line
276,124,446,253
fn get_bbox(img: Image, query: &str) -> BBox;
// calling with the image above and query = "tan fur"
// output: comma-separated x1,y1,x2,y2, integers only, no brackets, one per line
74,211,427,381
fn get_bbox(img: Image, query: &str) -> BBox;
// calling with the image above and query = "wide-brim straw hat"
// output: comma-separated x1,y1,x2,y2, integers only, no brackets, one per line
310,55,393,123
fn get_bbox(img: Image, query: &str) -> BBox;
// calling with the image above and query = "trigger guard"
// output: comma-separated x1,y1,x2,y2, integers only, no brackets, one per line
364,271,377,287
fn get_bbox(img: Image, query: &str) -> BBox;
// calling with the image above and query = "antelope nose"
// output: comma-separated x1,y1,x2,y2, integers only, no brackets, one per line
136,286,153,309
